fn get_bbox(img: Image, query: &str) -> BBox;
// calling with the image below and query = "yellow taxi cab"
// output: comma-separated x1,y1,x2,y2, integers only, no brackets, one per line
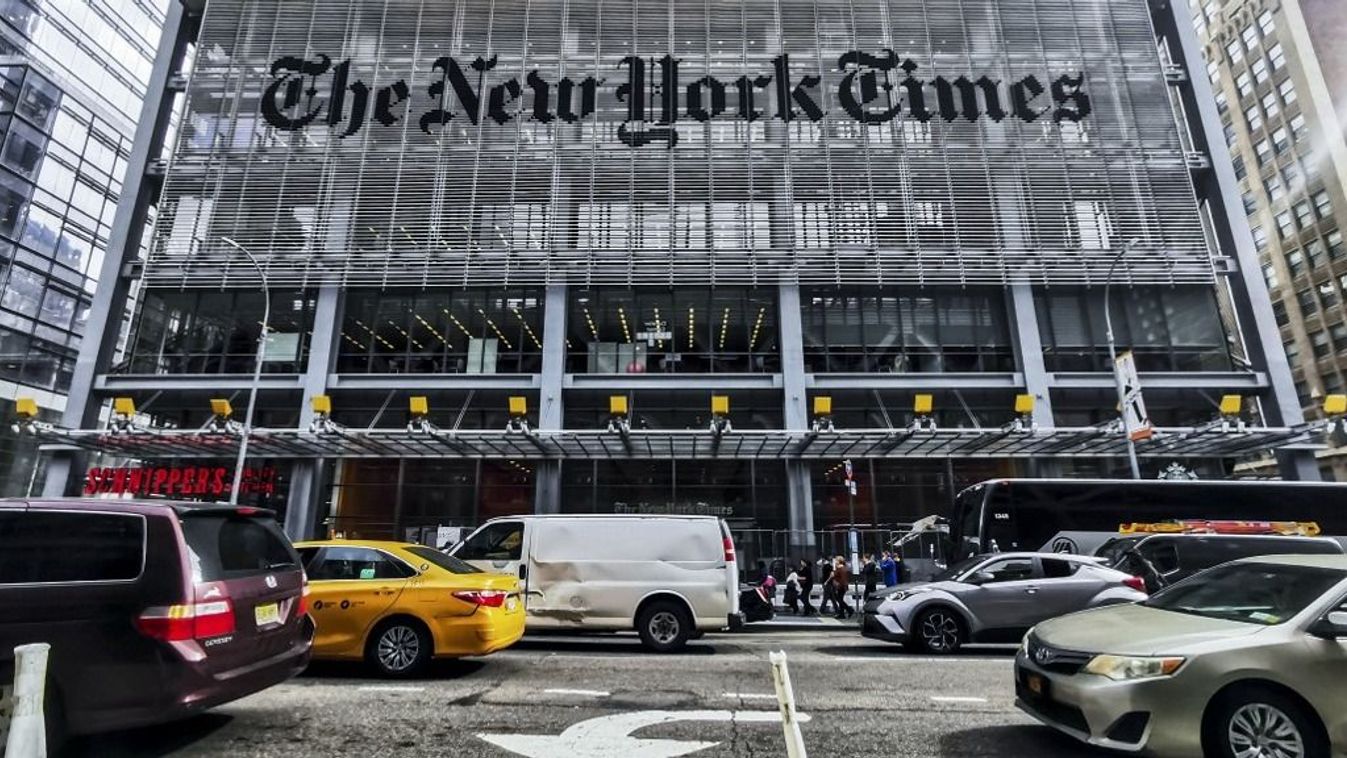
293,539,525,676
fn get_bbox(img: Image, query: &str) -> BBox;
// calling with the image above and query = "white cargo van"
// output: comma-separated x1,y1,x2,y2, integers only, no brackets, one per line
449,515,740,651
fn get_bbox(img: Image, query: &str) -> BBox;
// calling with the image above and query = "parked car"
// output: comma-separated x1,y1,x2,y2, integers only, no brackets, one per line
1094,532,1344,593
861,552,1147,654
0,498,312,745
1016,554,1347,757
449,515,740,652
294,539,524,676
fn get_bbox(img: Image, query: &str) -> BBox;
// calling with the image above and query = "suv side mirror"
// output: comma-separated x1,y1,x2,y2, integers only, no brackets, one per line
1309,611,1347,639
967,570,995,586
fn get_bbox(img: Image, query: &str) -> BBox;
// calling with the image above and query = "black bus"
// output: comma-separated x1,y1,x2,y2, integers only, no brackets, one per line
951,478,1347,559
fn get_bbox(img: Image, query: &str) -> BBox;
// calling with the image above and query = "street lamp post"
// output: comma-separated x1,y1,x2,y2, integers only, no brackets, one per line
1102,239,1142,480
222,237,270,505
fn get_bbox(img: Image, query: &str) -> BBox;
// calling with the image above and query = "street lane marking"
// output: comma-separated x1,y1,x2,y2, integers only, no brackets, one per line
830,655,1014,664
930,696,989,703
478,709,812,758
358,685,425,693
545,688,611,697
722,693,777,700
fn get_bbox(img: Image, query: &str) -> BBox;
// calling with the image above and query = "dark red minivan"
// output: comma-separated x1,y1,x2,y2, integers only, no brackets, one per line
0,498,313,742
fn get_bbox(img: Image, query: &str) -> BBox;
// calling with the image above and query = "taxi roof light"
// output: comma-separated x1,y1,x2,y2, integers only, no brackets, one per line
1119,519,1321,537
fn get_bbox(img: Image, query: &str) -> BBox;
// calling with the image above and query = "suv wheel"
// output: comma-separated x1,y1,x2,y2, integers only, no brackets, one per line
1209,687,1327,758
637,601,691,653
911,607,964,654
367,619,432,677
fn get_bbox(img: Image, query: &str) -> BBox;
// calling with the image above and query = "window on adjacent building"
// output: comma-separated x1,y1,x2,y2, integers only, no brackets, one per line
1236,71,1254,97
1325,373,1345,395
1290,114,1308,140
1262,92,1280,120
1233,155,1247,180
1278,78,1297,105
1332,323,1347,353
1311,330,1331,358
1299,289,1320,317
1319,281,1340,308
1224,122,1239,148
1294,201,1314,229
1241,25,1259,49
1253,225,1271,251
1265,175,1284,202
1272,127,1290,153
1269,43,1286,70
1215,90,1229,113
1243,191,1259,216
1274,300,1291,327
1285,340,1301,368
1328,229,1345,259
1245,104,1263,132
1286,248,1305,275
1207,60,1221,84
1313,190,1332,218
1258,9,1276,35
1277,210,1296,238
1282,163,1300,188
1263,262,1280,290
1309,239,1330,266
1255,139,1272,164
1227,40,1245,64
1251,58,1269,85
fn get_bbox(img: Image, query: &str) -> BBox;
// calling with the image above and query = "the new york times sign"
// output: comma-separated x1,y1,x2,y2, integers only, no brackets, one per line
261,50,1091,147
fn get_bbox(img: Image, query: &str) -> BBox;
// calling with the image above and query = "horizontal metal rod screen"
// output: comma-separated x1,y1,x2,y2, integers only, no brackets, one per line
146,0,1216,288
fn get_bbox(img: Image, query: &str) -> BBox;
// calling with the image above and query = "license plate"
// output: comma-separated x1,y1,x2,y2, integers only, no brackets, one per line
254,602,281,627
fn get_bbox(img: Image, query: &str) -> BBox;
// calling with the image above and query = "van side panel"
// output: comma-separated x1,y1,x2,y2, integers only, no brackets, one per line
523,517,731,632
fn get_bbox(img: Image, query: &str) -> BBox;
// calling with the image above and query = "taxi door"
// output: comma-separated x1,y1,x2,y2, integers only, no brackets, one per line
305,546,411,657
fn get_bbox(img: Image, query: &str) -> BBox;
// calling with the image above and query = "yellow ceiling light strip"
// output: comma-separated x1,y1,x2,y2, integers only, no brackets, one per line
718,306,731,350
511,306,543,349
443,308,473,338
583,307,600,342
748,306,766,350
412,312,450,348
478,307,514,349
687,306,696,349
617,306,632,343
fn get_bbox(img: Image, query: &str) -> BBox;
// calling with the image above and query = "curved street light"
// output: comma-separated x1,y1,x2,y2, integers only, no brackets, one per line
221,237,270,505
1103,237,1143,480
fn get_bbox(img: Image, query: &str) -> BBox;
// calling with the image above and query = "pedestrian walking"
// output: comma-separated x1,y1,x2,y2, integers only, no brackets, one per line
797,559,816,616
817,556,834,614
831,556,854,619
880,551,899,588
861,554,879,600
784,563,802,614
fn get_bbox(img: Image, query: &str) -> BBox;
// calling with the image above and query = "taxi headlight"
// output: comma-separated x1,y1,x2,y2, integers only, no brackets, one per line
1083,654,1185,681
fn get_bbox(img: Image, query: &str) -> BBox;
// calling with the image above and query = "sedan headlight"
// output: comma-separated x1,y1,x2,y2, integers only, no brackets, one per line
891,587,933,602
1083,654,1185,681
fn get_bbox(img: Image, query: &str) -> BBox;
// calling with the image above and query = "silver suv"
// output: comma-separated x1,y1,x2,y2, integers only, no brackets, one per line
861,552,1146,654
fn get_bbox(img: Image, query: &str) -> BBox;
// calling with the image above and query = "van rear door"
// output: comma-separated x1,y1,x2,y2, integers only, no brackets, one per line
176,510,305,674
451,520,530,601
719,519,740,619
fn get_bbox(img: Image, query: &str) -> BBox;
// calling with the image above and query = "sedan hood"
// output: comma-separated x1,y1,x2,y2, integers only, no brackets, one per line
1034,603,1265,656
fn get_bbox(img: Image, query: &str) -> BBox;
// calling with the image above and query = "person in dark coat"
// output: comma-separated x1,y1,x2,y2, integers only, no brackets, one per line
817,556,834,614
831,556,854,619
861,554,880,600
797,559,816,616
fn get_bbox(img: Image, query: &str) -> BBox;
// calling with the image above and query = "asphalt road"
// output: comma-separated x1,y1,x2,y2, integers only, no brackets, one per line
65,630,1110,757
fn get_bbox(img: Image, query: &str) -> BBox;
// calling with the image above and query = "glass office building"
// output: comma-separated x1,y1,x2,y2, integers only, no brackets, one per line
37,0,1314,549
0,0,166,495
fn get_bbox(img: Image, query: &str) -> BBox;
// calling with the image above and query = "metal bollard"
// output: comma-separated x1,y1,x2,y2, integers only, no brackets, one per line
768,650,807,758
4,643,49,758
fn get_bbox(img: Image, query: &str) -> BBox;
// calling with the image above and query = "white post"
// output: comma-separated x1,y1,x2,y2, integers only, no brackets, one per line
5,643,50,758
768,650,807,758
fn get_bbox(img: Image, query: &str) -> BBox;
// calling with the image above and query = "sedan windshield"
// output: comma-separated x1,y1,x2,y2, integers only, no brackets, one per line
930,555,987,582
1142,563,1346,625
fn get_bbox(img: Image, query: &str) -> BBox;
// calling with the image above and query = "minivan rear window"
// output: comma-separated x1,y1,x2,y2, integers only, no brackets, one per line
180,513,299,581
0,510,144,584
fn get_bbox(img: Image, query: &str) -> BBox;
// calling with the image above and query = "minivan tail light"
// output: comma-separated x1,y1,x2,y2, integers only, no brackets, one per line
1123,576,1148,594
453,590,508,608
723,537,736,563
297,573,311,616
136,582,236,641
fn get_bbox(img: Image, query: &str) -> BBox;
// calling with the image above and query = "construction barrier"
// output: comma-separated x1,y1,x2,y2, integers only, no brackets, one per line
2,643,49,758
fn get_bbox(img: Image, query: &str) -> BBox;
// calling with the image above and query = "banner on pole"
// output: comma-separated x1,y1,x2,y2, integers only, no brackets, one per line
1115,351,1153,442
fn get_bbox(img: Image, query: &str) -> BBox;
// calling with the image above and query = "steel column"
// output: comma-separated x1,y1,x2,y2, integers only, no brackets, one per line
533,284,567,514
779,284,814,552
284,286,341,539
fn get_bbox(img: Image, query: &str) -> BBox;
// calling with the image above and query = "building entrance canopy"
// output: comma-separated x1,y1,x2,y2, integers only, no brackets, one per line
34,424,1316,462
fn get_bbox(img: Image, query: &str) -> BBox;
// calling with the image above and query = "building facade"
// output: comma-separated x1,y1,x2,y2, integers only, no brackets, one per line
1195,0,1347,479
34,0,1316,554
0,0,167,495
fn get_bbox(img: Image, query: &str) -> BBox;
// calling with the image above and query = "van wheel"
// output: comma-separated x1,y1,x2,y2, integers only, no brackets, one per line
1206,686,1328,758
367,619,432,677
637,601,691,653
912,607,965,654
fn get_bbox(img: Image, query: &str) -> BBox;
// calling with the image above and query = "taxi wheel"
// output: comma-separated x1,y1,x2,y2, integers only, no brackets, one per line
1207,686,1328,758
367,618,432,677
637,601,691,653
910,607,965,654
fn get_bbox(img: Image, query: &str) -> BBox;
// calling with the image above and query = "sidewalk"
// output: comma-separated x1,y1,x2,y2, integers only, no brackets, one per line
742,613,861,632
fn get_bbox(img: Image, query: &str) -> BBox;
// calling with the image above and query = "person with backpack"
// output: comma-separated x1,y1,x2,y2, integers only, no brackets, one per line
817,556,835,615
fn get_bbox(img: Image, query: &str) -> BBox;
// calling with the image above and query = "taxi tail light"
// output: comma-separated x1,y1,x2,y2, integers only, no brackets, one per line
136,581,236,641
1123,576,1148,594
453,590,508,608
723,537,736,563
